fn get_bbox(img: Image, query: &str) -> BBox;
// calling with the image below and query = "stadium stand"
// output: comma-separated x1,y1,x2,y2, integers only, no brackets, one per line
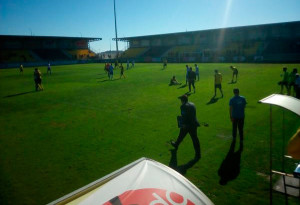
140,46,171,58
115,21,300,63
67,49,96,60
121,47,148,58
0,50,36,63
33,49,71,61
0,35,101,68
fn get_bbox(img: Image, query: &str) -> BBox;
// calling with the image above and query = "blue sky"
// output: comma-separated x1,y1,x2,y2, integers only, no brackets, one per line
1,0,300,52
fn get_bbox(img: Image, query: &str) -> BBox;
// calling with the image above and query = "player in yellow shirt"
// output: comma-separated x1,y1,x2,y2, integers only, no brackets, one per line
214,70,223,98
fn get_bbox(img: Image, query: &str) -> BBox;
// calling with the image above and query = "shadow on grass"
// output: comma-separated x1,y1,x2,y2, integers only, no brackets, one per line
177,93,191,99
169,149,199,176
177,84,187,89
218,139,243,185
228,81,237,84
169,83,182,86
98,78,120,83
4,91,36,98
98,73,107,76
206,96,219,105
96,76,107,80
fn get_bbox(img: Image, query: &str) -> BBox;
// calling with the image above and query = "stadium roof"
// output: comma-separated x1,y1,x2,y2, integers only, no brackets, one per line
114,21,300,41
0,35,102,42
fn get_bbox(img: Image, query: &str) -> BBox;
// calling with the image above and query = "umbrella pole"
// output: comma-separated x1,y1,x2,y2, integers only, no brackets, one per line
282,110,288,205
270,105,273,205
282,109,285,172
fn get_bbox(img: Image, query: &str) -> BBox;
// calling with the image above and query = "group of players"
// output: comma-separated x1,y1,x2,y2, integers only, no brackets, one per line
19,63,52,91
104,60,136,80
169,63,238,98
278,67,300,98
168,63,245,163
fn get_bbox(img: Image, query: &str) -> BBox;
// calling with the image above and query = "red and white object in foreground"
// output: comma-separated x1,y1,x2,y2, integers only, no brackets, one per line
48,158,214,205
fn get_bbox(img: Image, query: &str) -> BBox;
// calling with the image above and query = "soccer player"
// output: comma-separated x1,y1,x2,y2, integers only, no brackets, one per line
163,59,167,69
195,64,199,81
109,63,114,80
171,94,201,160
169,76,181,85
47,62,52,75
288,68,298,96
188,67,196,93
229,88,247,142
120,63,125,79
126,60,129,70
295,74,300,99
34,68,43,91
278,67,289,94
214,70,223,97
114,60,119,69
295,73,300,99
185,65,189,85
19,64,24,74
230,66,238,83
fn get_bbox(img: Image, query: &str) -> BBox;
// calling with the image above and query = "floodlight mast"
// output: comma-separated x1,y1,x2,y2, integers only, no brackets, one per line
114,0,119,60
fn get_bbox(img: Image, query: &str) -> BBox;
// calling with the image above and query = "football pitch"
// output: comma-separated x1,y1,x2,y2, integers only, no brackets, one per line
0,63,299,204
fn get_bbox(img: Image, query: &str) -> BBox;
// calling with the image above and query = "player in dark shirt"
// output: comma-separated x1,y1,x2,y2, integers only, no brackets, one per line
120,63,125,79
188,67,196,93
230,66,238,83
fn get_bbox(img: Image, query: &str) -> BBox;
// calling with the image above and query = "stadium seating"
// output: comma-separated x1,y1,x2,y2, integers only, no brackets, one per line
121,47,148,58
0,50,36,63
33,49,72,61
166,45,199,57
140,46,171,58
67,49,96,60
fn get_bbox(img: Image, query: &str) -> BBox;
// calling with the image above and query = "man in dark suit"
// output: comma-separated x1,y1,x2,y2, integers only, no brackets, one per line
171,94,201,160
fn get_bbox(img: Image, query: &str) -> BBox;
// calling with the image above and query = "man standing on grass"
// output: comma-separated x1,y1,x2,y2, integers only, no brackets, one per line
47,62,52,75
163,59,167,69
171,94,201,160
278,67,289,94
19,64,24,75
188,67,196,93
295,73,300,99
230,65,238,83
214,69,223,98
229,88,246,142
120,63,125,79
185,65,189,85
34,68,43,91
195,64,199,81
288,68,298,96
126,60,129,70
109,63,114,80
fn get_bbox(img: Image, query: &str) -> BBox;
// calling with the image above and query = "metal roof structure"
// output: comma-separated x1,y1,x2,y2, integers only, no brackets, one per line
259,94,300,116
0,35,102,42
113,20,300,42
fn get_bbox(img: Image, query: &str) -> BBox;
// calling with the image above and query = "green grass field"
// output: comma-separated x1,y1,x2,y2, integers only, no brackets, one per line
0,63,300,204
